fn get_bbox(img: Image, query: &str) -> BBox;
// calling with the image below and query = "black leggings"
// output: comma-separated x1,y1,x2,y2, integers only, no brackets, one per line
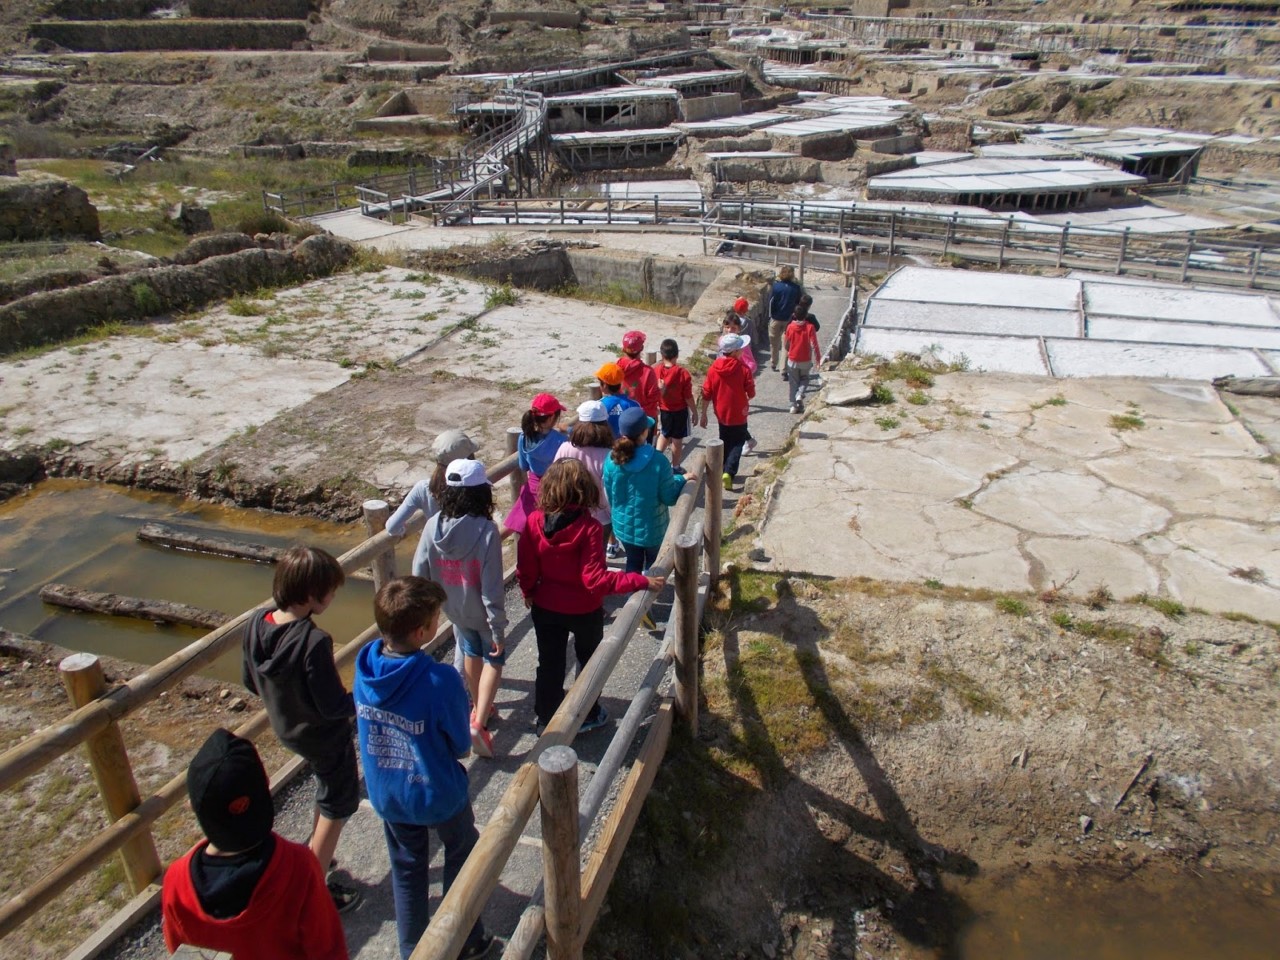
531,605,605,727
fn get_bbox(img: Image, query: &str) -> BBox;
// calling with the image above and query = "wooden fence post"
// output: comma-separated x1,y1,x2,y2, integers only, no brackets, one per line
539,746,582,960
942,213,956,257
1116,227,1130,275
58,654,161,894
1249,246,1261,288
887,212,897,266
997,219,1010,268
673,530,701,735
703,439,724,591
1181,235,1194,282
362,500,395,590
798,244,808,286
1057,223,1069,268
507,427,526,506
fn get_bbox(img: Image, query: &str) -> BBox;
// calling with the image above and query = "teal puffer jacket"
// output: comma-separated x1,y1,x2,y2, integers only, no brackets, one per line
603,445,687,549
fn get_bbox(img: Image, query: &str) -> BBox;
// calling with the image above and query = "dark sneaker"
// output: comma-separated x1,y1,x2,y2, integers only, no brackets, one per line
580,706,610,733
460,934,497,959
327,880,363,914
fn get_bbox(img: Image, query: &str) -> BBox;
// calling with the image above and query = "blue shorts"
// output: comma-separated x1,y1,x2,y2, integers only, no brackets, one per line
454,624,506,667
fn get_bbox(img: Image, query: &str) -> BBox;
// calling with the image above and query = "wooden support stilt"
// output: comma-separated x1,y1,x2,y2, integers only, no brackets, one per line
59,654,161,895
362,500,395,590
539,746,582,960
673,530,701,734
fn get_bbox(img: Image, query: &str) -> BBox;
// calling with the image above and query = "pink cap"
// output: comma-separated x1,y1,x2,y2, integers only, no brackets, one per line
530,393,565,416
621,330,646,353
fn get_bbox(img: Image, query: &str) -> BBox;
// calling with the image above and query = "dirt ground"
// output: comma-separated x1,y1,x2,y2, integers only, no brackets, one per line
0,632,293,959
594,574,1280,959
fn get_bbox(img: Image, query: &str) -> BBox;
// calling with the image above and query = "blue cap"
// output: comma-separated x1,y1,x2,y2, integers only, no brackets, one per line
617,405,655,440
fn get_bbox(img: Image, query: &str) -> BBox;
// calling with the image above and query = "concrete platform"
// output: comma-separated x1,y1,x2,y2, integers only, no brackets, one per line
760,373,1280,619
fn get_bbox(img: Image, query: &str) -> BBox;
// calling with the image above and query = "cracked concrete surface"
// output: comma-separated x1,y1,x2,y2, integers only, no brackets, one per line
761,373,1280,619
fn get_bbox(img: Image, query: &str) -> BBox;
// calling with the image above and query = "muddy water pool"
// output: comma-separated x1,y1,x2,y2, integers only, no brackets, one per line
914,864,1280,959
0,480,378,683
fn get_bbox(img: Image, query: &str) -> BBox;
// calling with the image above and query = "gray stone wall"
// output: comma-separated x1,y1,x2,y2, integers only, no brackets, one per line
188,0,311,18
0,142,15,178
29,20,308,52
0,178,100,242
0,234,354,354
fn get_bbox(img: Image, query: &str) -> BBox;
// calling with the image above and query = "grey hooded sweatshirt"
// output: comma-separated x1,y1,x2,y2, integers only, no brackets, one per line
423,513,508,648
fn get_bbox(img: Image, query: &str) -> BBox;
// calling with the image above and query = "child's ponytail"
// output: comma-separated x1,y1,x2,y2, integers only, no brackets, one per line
610,436,637,465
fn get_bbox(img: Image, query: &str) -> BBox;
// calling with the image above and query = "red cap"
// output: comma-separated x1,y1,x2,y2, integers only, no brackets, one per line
621,330,646,353
733,297,749,314
530,393,565,416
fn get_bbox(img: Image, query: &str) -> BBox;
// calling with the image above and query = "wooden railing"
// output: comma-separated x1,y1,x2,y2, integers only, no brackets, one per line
0,444,524,946
1,428,726,960
413,440,724,960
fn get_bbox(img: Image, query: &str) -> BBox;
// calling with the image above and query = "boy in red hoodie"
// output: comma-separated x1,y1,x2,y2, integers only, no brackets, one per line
162,729,349,960
517,459,665,733
698,333,756,491
617,329,660,419
654,337,694,469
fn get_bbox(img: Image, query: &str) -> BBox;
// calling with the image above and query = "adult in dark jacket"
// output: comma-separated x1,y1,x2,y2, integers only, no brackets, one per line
767,264,803,372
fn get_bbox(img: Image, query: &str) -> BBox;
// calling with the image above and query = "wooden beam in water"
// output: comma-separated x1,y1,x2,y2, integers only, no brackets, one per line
38,583,228,630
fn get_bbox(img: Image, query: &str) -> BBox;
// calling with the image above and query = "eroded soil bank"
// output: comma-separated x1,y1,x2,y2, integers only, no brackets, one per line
593,574,1280,959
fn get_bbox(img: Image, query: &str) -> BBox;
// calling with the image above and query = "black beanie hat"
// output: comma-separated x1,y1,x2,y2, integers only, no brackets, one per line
187,728,273,853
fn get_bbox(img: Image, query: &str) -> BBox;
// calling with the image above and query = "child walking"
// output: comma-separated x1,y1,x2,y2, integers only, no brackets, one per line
517,459,665,733
617,329,659,418
698,333,757,491
355,577,495,960
655,338,694,468
162,729,349,960
501,393,567,538
604,406,687,575
423,459,507,759
596,361,639,438
384,428,480,575
784,298,823,414
553,399,617,553
242,546,361,913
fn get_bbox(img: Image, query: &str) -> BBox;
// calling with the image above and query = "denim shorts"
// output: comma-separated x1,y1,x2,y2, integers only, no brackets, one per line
454,624,507,667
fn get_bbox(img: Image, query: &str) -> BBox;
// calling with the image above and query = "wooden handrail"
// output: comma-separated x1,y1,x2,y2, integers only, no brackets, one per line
0,454,517,797
412,448,710,960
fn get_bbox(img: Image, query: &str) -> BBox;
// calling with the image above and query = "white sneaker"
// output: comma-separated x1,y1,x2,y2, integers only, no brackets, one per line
746,437,758,453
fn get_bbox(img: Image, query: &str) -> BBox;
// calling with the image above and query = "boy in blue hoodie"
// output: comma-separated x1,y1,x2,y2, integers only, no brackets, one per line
355,577,495,960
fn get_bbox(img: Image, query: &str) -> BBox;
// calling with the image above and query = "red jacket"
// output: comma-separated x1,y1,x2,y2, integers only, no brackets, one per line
785,320,821,365
162,834,348,960
701,355,755,426
655,361,693,413
618,355,660,418
517,509,649,614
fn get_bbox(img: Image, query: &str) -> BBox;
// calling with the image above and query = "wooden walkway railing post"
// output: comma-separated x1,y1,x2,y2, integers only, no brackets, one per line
703,440,724,591
58,654,161,894
362,499,395,590
673,529,701,735
538,747,582,960
507,427,526,505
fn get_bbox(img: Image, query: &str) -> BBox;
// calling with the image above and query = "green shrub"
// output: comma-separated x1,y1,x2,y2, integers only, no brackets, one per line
131,282,162,315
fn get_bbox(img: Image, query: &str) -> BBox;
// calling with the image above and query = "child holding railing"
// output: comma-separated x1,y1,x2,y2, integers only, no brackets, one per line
516,459,665,734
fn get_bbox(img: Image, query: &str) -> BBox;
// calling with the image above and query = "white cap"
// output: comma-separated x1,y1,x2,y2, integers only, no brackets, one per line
444,459,490,487
577,399,608,423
